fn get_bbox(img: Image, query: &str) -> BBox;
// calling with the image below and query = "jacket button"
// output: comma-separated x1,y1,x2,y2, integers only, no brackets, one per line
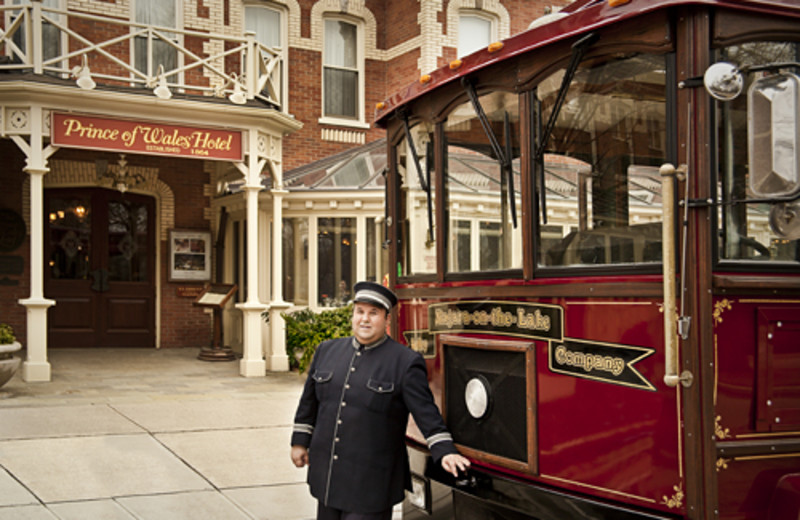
334,455,338,460
342,402,347,407
338,419,342,424
345,384,350,389
335,437,340,442
351,367,356,372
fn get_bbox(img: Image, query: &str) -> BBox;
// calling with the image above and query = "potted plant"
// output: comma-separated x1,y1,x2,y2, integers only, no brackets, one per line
0,323,22,388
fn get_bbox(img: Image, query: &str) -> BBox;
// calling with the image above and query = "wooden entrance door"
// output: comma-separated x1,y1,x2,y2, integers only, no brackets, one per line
45,188,156,347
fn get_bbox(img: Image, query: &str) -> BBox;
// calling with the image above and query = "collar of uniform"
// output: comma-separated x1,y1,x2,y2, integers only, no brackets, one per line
352,335,388,351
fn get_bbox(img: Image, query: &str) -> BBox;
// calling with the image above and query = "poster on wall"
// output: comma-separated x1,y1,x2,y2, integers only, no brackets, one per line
169,230,211,282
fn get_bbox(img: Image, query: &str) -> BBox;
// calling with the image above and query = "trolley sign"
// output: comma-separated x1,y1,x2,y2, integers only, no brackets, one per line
428,301,563,341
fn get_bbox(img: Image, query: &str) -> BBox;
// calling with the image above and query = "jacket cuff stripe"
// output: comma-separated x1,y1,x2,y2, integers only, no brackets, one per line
294,423,314,435
426,432,452,447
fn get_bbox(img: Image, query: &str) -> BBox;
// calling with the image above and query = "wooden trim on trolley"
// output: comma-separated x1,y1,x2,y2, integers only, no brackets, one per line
438,334,538,476
717,438,800,458
395,281,663,301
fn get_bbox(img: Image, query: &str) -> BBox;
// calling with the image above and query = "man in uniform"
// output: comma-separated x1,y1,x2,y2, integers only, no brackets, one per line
291,281,470,520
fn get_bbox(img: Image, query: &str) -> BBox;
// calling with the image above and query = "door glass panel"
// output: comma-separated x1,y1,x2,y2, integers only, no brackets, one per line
48,196,91,280
317,217,356,307
108,200,148,282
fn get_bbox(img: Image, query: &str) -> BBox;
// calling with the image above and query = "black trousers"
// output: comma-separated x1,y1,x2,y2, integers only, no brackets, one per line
316,502,393,520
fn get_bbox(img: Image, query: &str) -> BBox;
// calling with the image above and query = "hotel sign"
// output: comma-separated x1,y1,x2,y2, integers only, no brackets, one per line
51,112,243,161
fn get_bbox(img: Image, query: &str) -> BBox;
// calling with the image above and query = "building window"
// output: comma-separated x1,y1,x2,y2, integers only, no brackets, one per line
317,217,356,307
8,0,62,69
134,0,178,78
458,12,494,58
244,3,285,107
323,18,360,121
283,218,308,306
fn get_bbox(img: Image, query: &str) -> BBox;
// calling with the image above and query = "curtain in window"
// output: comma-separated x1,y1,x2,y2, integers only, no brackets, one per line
134,0,177,77
246,7,281,48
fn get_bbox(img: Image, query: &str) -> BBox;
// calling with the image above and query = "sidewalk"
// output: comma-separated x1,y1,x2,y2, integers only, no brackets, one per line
0,348,316,520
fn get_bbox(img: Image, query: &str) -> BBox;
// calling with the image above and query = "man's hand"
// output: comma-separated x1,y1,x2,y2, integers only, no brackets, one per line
291,445,309,468
441,453,470,477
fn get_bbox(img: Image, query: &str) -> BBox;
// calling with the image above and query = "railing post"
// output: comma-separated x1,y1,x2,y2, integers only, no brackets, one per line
245,31,258,101
31,0,43,74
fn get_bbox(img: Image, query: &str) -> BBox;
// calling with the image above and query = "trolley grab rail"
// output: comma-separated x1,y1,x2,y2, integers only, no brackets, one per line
660,163,693,388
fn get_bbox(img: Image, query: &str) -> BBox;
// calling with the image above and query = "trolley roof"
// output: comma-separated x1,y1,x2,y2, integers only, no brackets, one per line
373,0,800,128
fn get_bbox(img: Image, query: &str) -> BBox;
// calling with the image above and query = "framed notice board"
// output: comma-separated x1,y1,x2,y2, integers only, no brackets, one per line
193,283,237,308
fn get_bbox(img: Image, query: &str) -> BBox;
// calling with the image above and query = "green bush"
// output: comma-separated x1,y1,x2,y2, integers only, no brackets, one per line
0,324,15,345
282,305,353,373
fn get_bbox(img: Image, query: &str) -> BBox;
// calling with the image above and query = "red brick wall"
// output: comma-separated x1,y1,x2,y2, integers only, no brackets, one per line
0,141,31,346
144,154,214,349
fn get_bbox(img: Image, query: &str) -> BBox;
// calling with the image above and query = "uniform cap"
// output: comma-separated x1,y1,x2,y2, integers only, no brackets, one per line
352,281,397,312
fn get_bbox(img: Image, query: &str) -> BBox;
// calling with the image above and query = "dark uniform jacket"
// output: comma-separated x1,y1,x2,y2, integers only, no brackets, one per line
291,335,458,514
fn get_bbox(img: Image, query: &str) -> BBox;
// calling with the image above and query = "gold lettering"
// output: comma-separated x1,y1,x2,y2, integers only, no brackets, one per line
554,345,626,377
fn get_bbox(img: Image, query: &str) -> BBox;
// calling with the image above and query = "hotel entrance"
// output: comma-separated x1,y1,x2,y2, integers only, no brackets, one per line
45,188,156,348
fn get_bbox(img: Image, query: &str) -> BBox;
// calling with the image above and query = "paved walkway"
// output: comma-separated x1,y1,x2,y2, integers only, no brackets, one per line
0,348,317,520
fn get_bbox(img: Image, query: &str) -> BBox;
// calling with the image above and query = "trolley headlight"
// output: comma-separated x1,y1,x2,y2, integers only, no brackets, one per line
465,376,491,420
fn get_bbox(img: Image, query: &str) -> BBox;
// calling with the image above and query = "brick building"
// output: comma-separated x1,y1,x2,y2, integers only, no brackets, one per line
0,0,569,381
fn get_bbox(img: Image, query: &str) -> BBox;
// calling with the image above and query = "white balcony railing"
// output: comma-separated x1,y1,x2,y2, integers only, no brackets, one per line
0,0,283,109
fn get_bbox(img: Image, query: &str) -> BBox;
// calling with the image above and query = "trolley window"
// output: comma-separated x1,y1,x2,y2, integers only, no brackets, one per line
714,41,800,266
536,53,668,270
395,125,437,276
444,91,523,274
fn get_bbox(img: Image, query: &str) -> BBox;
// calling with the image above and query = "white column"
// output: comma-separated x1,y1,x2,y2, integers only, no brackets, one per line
235,130,267,377
15,105,56,382
267,186,289,372
19,168,55,382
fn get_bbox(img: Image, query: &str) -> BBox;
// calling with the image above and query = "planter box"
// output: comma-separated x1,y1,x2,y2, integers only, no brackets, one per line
0,341,22,388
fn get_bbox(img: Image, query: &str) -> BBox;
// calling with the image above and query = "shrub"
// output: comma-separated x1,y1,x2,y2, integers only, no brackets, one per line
0,324,15,345
282,305,353,373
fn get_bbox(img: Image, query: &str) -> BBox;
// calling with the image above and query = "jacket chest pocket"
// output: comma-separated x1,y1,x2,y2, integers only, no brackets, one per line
366,378,395,412
312,370,333,401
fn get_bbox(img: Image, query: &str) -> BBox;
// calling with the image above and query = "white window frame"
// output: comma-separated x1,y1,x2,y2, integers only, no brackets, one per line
319,15,368,129
243,1,289,112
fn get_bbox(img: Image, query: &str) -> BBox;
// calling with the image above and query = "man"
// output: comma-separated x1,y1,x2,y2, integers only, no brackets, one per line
291,281,470,520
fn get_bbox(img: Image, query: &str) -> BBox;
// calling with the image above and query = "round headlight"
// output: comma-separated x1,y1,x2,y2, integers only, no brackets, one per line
464,376,490,420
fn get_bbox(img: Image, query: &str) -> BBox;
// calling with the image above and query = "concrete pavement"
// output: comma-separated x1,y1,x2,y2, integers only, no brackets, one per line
0,347,317,520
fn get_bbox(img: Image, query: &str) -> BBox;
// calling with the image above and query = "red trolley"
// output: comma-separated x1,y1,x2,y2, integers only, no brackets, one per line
374,1,800,518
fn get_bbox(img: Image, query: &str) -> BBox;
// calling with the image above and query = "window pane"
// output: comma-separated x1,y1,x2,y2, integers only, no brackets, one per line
108,200,148,282
396,130,437,276
324,20,356,68
324,67,358,118
134,0,177,78
453,220,471,271
716,42,800,264
283,218,308,305
318,218,356,307
48,196,91,280
367,217,377,282
445,91,523,273
136,0,175,26
458,15,491,58
246,6,281,48
11,0,61,65
537,54,666,268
